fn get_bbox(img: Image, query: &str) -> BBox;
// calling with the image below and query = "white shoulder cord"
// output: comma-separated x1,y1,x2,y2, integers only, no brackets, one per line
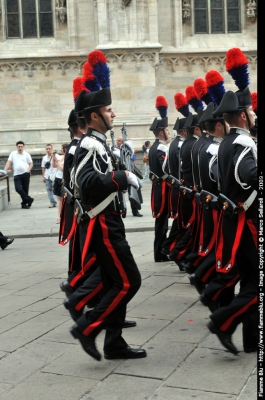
158,142,169,175
209,155,217,182
234,146,257,190
71,137,113,189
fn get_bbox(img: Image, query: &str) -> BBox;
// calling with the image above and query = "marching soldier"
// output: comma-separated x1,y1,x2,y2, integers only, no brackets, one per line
207,87,258,355
69,87,147,361
167,113,201,268
161,116,187,258
148,96,171,262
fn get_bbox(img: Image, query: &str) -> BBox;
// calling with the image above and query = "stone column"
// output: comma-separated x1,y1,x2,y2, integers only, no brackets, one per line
148,0,159,44
66,0,78,50
172,0,183,47
97,0,109,45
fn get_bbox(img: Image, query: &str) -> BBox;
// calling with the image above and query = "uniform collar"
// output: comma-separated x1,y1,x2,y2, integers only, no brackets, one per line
230,127,250,136
212,136,223,143
88,129,107,143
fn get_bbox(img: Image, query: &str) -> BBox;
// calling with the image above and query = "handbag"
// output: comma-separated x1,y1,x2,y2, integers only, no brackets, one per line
49,168,57,182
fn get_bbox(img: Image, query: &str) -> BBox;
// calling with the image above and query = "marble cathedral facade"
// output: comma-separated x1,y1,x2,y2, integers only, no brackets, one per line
0,0,257,157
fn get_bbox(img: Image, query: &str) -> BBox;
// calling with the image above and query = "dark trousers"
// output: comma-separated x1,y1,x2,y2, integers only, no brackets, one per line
0,232,8,246
210,217,258,346
68,266,103,311
76,214,141,352
154,208,168,260
203,266,240,306
162,219,180,252
14,172,31,205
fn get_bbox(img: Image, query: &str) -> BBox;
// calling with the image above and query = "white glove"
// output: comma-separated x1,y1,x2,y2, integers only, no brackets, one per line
127,171,139,190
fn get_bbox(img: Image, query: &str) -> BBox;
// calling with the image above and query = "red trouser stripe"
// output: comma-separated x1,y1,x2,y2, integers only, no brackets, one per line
215,212,245,272
169,236,178,252
198,209,219,256
176,236,192,260
70,254,97,288
246,218,258,249
59,199,66,244
82,214,130,336
201,263,216,283
212,273,240,301
76,282,103,311
220,295,258,332
59,216,77,246
158,180,167,217
182,197,196,229
69,228,77,273
81,218,97,272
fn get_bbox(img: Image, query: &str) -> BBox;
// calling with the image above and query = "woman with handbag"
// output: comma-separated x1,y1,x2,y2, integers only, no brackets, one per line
140,141,151,185
52,144,68,224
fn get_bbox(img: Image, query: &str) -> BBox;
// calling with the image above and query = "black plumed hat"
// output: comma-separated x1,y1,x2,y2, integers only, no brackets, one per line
68,110,78,127
149,116,168,131
74,88,111,115
173,117,187,131
199,102,224,124
213,87,252,116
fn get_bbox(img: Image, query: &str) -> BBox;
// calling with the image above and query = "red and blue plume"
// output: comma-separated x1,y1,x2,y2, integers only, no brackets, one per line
226,48,249,91
194,78,214,105
205,70,226,106
251,92,257,116
72,77,89,103
174,93,189,117
88,50,111,89
156,96,168,118
185,86,204,112
82,61,101,92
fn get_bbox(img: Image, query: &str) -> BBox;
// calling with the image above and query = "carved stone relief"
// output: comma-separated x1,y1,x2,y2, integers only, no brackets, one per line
182,0,191,19
108,0,148,43
0,53,257,77
56,0,67,23
246,0,257,21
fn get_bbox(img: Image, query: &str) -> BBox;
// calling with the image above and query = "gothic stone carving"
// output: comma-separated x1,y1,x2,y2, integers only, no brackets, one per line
122,0,132,5
56,0,67,23
182,0,191,19
246,0,257,20
0,53,257,77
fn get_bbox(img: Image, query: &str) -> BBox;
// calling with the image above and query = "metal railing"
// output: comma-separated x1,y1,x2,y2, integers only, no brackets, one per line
0,175,10,202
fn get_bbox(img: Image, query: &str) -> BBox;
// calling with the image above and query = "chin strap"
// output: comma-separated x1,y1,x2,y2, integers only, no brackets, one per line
97,110,111,131
243,109,252,131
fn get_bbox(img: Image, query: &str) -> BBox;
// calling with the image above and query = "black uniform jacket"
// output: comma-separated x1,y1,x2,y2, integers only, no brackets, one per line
75,129,128,214
148,139,169,217
180,135,198,188
218,128,257,210
63,138,81,192
168,135,183,179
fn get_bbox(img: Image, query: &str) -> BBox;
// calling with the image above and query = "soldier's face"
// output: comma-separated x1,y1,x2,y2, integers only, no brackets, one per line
246,106,256,129
164,128,171,144
100,105,116,131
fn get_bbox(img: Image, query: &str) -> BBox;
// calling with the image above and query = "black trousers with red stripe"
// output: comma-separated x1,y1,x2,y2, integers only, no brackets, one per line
161,218,180,253
203,265,240,306
67,266,103,311
75,214,141,352
210,217,258,346
154,208,169,260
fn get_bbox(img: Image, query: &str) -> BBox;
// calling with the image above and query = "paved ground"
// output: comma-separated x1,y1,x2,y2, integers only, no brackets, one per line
0,176,257,399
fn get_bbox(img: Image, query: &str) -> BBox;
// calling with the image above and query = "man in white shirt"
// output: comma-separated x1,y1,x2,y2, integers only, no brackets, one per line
4,141,34,209
41,144,59,208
